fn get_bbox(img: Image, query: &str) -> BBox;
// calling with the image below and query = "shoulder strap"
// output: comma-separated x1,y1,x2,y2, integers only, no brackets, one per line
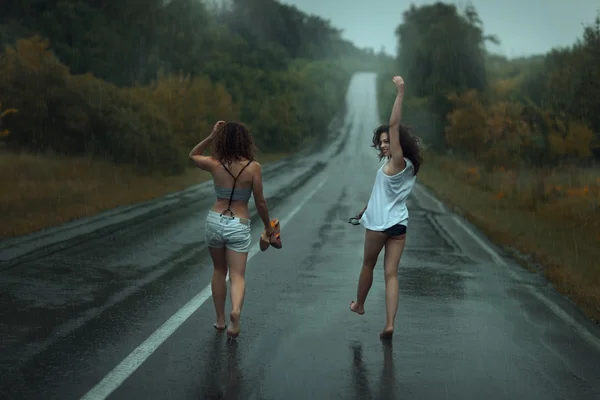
236,160,253,178
220,160,253,217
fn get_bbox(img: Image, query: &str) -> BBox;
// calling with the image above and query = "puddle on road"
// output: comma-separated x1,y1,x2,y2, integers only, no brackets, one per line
399,262,473,300
403,248,472,266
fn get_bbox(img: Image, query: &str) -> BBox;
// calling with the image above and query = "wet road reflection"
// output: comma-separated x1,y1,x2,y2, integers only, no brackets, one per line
351,341,371,400
351,340,396,400
197,332,244,399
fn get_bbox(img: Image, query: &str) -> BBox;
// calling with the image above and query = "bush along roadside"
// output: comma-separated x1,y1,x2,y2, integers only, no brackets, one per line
0,0,393,174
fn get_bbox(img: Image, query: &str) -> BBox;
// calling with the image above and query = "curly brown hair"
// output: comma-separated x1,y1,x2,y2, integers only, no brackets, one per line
211,121,256,165
371,124,422,174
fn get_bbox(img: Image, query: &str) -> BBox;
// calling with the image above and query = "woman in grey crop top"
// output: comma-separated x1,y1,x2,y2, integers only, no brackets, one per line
189,120,276,339
349,76,423,339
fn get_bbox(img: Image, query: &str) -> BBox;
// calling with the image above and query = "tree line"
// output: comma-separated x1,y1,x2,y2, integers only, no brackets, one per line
378,2,599,168
0,0,390,174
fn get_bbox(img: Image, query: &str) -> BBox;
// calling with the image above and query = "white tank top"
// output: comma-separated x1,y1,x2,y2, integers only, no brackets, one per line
359,157,416,231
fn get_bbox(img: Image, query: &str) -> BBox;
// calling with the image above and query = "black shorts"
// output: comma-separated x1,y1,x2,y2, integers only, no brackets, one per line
383,223,407,236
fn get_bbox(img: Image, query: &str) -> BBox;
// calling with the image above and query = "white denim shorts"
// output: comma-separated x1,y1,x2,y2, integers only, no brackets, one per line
205,210,252,253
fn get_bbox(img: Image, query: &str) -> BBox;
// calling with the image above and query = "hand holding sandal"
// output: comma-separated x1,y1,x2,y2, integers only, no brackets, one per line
259,218,282,251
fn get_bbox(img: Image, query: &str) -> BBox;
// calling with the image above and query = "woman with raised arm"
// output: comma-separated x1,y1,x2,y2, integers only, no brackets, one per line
349,76,423,339
189,121,277,339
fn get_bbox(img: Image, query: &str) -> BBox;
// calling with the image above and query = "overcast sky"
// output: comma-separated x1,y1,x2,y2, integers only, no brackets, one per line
279,0,600,58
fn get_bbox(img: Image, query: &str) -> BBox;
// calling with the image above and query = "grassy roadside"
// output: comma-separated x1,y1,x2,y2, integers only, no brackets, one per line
1,152,289,239
418,150,600,323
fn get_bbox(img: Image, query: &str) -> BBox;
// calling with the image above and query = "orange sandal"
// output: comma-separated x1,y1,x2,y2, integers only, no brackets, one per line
270,219,282,249
259,219,282,251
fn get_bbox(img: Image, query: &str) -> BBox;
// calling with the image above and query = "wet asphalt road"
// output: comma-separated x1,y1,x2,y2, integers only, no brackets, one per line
2,72,600,400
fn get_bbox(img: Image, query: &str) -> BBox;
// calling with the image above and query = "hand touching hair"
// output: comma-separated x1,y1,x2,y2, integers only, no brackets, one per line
211,121,256,165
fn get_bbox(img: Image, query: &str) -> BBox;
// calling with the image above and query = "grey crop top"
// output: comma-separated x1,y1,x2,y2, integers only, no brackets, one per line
215,160,253,217
214,185,252,201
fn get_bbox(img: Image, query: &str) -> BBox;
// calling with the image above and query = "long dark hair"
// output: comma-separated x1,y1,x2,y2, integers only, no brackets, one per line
211,121,256,165
371,124,422,174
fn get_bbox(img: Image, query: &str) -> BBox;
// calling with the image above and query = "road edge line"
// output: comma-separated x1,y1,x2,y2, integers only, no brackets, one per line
413,182,600,354
79,176,329,400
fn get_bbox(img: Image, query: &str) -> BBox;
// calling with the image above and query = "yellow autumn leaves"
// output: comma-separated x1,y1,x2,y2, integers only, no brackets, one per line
445,81,595,168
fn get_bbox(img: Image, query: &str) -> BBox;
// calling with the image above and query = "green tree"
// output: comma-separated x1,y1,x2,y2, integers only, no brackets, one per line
0,0,386,173
394,2,497,144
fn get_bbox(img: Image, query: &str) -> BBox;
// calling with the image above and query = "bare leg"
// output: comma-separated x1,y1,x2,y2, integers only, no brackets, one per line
225,248,249,338
209,247,228,329
350,229,388,315
380,234,406,338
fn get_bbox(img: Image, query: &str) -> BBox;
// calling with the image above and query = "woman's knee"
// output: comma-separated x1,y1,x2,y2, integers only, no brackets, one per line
362,255,379,269
384,266,398,281
213,265,227,276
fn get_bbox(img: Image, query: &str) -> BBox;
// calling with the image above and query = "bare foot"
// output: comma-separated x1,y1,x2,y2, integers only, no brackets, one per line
213,322,226,331
226,311,241,338
349,301,365,315
380,326,394,339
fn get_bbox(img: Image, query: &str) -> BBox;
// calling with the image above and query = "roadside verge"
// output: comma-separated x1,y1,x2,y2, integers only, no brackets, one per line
0,113,349,268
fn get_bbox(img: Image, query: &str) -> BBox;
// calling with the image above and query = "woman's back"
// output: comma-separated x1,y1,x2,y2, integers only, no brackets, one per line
213,160,254,191
189,120,272,231
211,159,257,218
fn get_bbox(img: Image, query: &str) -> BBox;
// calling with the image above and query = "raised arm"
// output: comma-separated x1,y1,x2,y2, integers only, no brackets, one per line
189,120,224,171
388,76,406,170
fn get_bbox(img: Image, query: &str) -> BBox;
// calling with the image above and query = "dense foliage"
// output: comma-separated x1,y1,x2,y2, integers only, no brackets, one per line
378,2,599,168
0,0,388,174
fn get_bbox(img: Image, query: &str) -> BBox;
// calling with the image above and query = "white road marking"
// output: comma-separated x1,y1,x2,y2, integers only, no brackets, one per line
80,177,329,400
414,181,600,353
